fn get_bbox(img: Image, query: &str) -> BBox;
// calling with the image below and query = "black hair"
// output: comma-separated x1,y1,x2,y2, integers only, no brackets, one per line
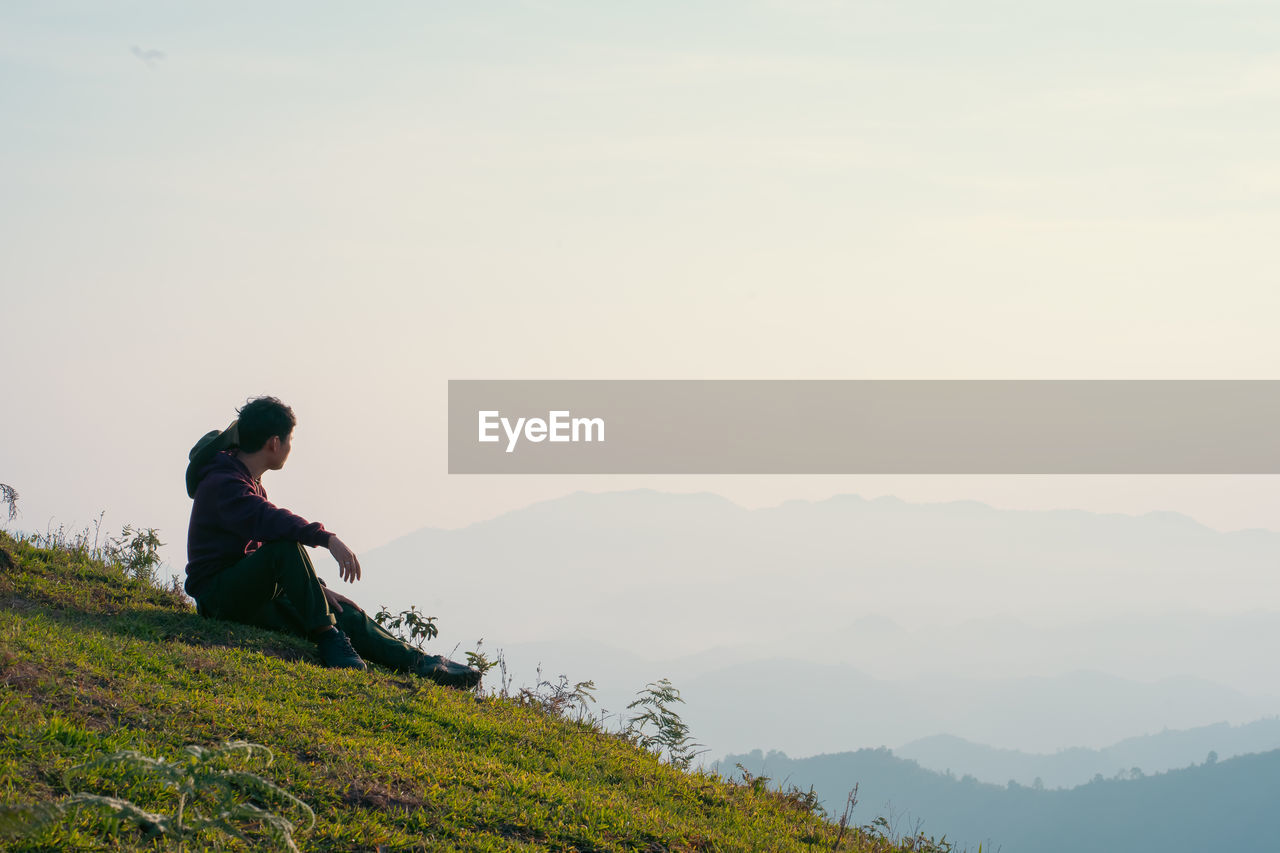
236,396,297,453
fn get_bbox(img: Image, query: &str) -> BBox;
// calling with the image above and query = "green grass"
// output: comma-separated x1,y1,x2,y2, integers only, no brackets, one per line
0,529,911,852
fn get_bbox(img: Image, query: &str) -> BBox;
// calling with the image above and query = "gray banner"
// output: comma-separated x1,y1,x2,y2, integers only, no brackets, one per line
448,380,1280,474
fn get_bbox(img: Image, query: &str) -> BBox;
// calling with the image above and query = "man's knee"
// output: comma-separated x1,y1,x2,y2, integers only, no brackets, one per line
255,541,315,578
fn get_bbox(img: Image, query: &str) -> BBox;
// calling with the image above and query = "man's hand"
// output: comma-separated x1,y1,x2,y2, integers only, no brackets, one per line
328,536,362,583
322,585,359,615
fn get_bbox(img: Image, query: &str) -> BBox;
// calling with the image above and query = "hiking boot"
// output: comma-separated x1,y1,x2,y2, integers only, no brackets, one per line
413,654,481,689
316,629,367,671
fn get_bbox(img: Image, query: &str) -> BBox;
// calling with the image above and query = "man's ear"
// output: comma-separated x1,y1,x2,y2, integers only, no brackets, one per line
265,435,281,452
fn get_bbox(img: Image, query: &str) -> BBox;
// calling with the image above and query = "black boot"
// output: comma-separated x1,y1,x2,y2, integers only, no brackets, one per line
316,628,367,671
413,654,481,689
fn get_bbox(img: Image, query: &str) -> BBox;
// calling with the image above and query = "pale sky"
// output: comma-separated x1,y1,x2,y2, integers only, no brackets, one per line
3,1,1279,575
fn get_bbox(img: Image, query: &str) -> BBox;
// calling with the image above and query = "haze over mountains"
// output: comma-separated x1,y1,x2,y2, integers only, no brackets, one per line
361,490,1280,758
680,663,1276,757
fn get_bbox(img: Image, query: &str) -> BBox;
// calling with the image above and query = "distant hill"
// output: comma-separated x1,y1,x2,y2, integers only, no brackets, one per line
363,489,1280,757
676,660,1276,757
364,489,1280,672
409,636,1280,761
896,719,1280,788
726,745,1280,853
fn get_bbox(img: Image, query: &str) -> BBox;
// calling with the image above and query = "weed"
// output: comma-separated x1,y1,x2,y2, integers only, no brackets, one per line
779,782,825,818
464,639,498,678
734,763,772,794
517,666,598,723
18,514,185,606
859,812,985,853
0,741,314,851
374,604,439,651
1,483,17,523
106,525,165,587
372,615,706,775
830,784,859,849
466,637,517,700
624,678,707,770
732,763,826,821
486,669,705,772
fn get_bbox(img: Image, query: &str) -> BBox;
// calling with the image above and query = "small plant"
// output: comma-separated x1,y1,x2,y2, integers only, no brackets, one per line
518,667,597,723
106,525,165,586
623,679,706,770
465,640,498,678
780,783,824,818
18,513,176,595
833,784,858,849
465,638,516,699
374,604,439,650
734,763,773,793
1,483,17,523
859,813,972,853
0,741,314,851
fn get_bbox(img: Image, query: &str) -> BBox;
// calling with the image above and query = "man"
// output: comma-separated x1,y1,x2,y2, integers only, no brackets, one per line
184,396,480,689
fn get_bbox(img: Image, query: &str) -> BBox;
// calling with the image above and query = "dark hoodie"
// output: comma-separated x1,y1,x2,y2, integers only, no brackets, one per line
185,450,333,598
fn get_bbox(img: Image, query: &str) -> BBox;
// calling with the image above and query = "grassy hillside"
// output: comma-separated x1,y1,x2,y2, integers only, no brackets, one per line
0,529,909,852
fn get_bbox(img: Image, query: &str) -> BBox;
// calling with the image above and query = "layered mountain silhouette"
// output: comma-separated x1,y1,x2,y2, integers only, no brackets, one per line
362,490,1280,757
725,745,1280,853
896,718,1280,788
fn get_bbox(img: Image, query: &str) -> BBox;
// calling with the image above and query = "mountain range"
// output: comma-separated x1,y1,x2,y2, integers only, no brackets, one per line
896,719,1280,789
361,490,1280,757
725,745,1280,853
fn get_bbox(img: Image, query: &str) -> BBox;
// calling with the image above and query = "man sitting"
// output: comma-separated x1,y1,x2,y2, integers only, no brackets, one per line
184,396,480,689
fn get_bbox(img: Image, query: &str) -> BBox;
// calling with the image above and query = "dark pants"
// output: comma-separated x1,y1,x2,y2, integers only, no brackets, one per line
196,541,420,672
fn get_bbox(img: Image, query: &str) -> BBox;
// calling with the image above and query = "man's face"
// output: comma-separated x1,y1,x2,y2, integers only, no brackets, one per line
269,431,292,470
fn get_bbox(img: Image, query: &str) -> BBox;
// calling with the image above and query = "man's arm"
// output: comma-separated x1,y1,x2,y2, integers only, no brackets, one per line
208,474,362,582
199,468,363,581
212,481,333,548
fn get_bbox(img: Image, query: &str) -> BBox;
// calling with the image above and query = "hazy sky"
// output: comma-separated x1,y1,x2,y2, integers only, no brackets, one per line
3,1,1278,574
